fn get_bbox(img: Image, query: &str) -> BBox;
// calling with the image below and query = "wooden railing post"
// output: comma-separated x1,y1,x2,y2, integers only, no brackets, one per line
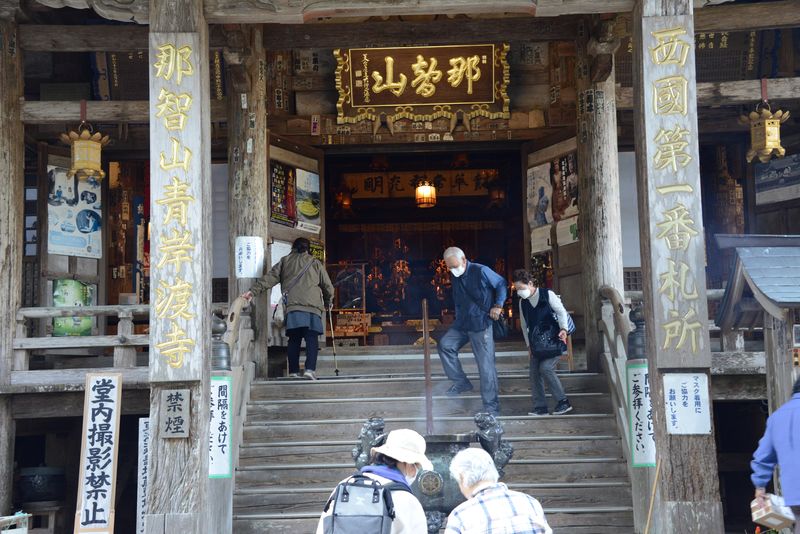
14,316,29,371
113,311,137,368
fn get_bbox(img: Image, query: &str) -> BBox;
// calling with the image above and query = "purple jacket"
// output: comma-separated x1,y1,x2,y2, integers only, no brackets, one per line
751,393,800,505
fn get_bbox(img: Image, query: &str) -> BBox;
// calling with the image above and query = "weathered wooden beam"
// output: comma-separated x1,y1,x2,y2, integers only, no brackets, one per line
18,24,227,52
617,77,800,110
11,389,149,419
694,0,800,32
21,100,227,124
711,351,766,375
13,334,149,350
262,16,579,49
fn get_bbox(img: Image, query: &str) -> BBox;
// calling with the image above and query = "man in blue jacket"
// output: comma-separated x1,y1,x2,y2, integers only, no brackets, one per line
438,247,507,416
751,376,800,533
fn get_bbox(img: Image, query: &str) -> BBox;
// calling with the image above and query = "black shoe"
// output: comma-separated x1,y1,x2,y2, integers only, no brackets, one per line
446,382,474,395
528,408,548,416
553,400,573,415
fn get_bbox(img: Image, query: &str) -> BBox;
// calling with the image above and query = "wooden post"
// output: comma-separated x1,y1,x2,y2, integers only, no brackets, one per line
147,0,211,531
763,312,797,412
114,310,137,368
226,26,269,379
0,18,23,517
576,19,625,372
632,0,723,531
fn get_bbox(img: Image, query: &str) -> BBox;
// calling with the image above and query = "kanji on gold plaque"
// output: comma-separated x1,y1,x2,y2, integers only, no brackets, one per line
155,321,196,369
659,259,699,303
372,56,407,96
653,75,688,116
447,55,482,95
155,277,195,320
662,307,702,352
157,229,195,270
159,137,192,172
153,43,194,84
156,176,195,227
656,204,699,251
653,125,692,171
411,55,443,98
649,27,691,67
156,88,193,131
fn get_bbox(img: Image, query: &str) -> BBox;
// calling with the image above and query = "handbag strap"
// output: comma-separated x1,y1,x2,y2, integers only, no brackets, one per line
281,256,315,298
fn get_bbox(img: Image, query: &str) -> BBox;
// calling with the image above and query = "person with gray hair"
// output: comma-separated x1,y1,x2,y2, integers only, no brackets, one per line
446,448,551,534
439,247,507,416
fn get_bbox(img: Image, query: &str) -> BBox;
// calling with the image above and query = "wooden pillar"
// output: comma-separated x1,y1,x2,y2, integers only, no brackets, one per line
764,311,797,412
226,26,269,379
633,0,723,530
146,0,211,531
576,19,625,372
0,18,23,517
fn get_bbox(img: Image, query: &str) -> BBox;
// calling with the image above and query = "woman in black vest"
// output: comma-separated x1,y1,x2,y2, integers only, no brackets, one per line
512,269,573,416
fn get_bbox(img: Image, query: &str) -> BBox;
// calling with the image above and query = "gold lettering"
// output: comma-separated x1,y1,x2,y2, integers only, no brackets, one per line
447,55,481,95
157,228,195,271
653,125,692,172
156,88,193,131
153,43,194,84
657,184,694,195
411,55,443,98
156,176,195,227
372,56,407,97
659,259,699,303
662,307,702,352
656,203,699,251
653,75,688,116
650,27,691,67
155,321,196,369
159,137,192,172
155,277,195,320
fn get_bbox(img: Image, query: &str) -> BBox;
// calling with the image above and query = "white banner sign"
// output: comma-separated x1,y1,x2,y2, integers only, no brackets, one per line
136,418,150,534
209,375,233,478
75,374,122,534
664,373,711,435
235,236,265,279
556,215,579,246
530,225,552,254
626,360,656,467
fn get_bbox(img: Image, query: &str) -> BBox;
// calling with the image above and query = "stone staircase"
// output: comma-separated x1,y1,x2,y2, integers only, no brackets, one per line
232,344,635,533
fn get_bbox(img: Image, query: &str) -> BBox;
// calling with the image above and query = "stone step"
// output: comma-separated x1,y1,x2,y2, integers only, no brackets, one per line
245,392,612,421
234,457,629,487
238,436,623,465
233,482,632,515
232,508,634,534
249,373,607,400
242,413,618,442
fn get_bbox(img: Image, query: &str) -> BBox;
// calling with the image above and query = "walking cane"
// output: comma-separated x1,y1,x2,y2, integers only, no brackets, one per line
328,307,340,376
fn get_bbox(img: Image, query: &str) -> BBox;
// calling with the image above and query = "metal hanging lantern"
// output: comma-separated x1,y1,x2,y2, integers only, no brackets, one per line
739,102,790,164
415,177,437,208
59,121,111,180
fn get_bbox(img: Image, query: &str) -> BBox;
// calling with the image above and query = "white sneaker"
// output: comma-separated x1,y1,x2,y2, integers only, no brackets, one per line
287,372,301,378
303,370,317,380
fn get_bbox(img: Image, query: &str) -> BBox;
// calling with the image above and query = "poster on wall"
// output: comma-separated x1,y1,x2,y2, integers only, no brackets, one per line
551,152,579,221
47,164,103,258
270,160,296,227
527,163,554,229
754,152,800,206
530,225,552,254
53,279,95,336
556,215,579,246
295,169,322,234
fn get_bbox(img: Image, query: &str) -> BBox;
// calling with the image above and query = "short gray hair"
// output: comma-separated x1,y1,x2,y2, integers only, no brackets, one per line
449,447,499,488
443,247,465,261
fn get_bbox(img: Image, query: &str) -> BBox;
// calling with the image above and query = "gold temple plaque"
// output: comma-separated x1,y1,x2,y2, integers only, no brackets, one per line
334,43,510,125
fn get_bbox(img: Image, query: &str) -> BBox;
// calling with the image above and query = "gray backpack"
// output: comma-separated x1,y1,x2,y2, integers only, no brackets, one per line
322,473,411,534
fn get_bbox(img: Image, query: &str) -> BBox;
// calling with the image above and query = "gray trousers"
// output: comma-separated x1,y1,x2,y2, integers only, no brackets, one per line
437,326,500,414
793,506,800,534
530,355,567,410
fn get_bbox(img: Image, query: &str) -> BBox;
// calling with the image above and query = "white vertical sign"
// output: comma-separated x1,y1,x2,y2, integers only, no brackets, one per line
235,236,265,279
663,372,711,434
626,360,656,467
75,373,122,534
136,418,150,534
209,375,233,478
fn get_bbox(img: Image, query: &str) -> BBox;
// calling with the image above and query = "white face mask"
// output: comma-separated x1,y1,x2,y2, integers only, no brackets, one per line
404,466,419,486
450,265,466,278
517,288,532,300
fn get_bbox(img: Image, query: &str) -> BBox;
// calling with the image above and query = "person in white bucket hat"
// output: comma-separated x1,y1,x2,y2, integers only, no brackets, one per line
316,429,431,533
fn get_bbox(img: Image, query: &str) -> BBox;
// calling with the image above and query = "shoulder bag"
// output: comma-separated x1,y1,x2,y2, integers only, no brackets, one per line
273,257,315,327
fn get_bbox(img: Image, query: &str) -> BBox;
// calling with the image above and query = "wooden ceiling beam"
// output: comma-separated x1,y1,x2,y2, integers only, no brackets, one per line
21,99,227,124
616,77,800,110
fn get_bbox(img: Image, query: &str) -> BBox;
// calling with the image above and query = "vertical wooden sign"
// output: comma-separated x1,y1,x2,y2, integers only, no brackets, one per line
74,373,123,534
149,31,211,382
209,375,233,478
636,15,710,369
136,418,150,534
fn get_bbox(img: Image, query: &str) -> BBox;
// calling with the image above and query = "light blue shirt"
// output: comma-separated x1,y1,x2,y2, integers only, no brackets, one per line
751,393,800,505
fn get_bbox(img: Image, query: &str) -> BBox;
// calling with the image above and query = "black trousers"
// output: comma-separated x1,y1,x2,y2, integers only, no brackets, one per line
287,326,319,373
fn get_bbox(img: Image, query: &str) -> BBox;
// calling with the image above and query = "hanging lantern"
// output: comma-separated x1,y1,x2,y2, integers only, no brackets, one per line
739,102,790,164
415,178,437,208
59,122,111,180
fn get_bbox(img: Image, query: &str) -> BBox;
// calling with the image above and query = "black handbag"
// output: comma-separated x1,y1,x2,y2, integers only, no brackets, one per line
529,323,565,359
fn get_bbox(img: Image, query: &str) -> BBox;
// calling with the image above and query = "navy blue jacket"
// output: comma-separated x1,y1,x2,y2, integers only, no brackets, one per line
451,262,507,332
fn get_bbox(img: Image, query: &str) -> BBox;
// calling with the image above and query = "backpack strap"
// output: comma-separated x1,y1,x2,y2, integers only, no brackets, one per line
380,482,412,520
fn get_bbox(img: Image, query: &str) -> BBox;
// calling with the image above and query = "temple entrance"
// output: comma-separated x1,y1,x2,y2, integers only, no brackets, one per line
323,146,524,346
